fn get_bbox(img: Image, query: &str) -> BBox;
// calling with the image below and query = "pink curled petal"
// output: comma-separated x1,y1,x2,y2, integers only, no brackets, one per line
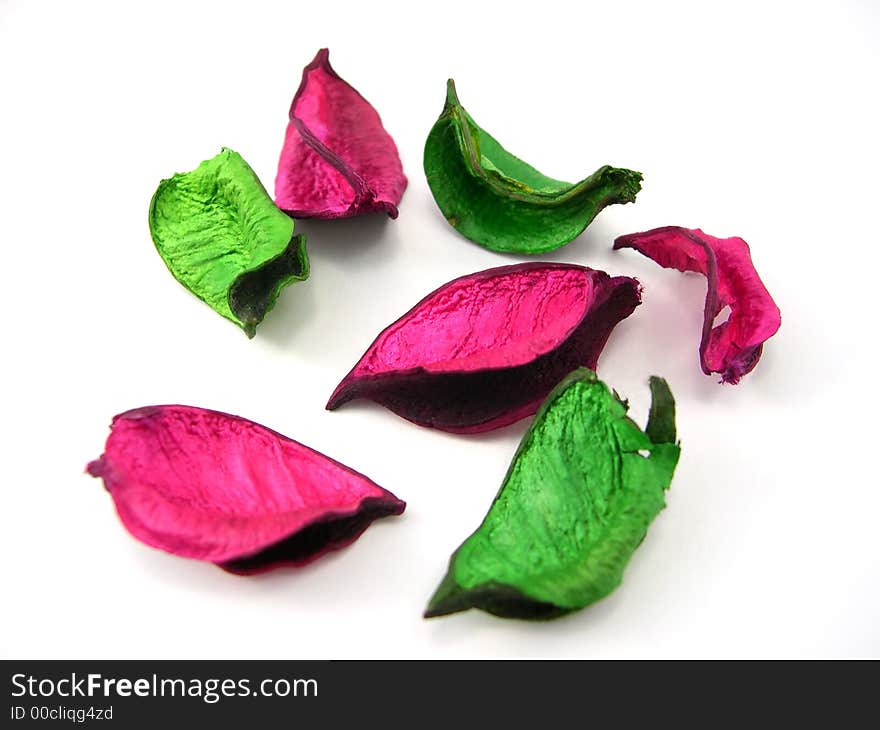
614,226,781,384
327,263,641,433
274,49,407,219
86,406,405,574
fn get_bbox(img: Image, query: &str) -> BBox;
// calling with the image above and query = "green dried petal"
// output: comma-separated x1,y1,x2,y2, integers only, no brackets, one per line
148,148,309,337
423,81,643,254
425,369,680,621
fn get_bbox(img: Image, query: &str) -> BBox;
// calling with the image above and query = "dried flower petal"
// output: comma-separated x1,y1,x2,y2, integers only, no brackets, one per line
274,49,407,219
425,369,680,620
423,80,642,254
327,263,641,433
614,226,781,383
86,406,405,574
149,148,309,338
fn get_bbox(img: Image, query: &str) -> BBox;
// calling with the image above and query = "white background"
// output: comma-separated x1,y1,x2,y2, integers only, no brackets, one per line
1,0,878,659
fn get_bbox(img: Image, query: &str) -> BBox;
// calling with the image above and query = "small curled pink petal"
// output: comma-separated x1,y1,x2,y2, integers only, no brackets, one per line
614,226,781,384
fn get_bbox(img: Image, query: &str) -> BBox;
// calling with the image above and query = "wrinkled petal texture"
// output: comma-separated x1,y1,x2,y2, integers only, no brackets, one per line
149,148,309,338
275,49,407,219
614,226,781,383
86,406,405,574
423,80,643,254
327,263,641,433
425,369,680,620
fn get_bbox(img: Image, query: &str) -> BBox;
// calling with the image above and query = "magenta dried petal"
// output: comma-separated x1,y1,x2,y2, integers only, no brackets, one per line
326,263,641,433
86,406,405,574
614,226,781,384
274,49,407,219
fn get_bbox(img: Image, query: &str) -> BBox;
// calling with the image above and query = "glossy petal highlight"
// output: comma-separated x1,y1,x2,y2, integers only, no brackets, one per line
424,80,642,253
425,369,680,620
275,49,407,219
614,226,781,383
149,148,309,337
86,406,405,574
327,263,641,433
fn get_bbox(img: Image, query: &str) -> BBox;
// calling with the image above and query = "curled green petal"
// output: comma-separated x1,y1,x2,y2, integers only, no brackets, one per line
425,369,680,621
149,148,309,337
423,81,643,254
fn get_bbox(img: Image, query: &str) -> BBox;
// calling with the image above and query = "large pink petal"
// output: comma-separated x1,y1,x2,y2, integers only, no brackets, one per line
274,49,407,219
327,263,641,433
86,406,404,574
614,226,781,384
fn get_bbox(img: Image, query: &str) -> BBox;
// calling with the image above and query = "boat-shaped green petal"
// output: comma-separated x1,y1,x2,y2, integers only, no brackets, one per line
424,81,643,254
425,369,680,621
149,148,309,337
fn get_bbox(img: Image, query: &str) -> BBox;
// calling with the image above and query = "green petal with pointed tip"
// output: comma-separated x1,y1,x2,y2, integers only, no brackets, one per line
425,368,680,621
423,81,643,254
149,148,309,337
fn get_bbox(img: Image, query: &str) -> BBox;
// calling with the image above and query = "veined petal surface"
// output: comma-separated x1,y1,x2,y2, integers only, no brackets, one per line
327,264,641,433
87,405,405,574
426,370,680,620
275,49,407,219
149,148,309,337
